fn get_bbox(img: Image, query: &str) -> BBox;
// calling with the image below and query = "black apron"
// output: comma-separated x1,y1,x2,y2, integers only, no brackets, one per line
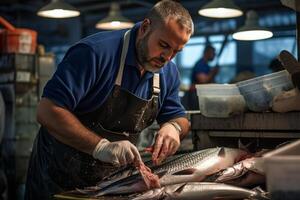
25,30,160,199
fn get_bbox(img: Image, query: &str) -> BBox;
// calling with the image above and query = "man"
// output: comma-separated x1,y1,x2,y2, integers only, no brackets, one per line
191,45,219,88
25,0,193,199
185,45,218,110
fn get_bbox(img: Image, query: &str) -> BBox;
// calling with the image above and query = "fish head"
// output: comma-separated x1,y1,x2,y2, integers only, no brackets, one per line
215,162,248,182
218,147,251,165
242,157,265,175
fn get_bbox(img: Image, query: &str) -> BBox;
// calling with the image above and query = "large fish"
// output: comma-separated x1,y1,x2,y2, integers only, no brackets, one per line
76,147,249,197
132,182,270,200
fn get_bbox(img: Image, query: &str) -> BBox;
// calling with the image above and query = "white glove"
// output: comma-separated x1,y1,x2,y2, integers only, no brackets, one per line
92,139,142,167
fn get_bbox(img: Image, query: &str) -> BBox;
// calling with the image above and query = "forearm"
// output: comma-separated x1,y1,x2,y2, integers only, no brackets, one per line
37,98,101,155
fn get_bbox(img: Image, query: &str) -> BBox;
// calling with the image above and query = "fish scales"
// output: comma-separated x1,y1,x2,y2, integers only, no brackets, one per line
152,148,220,174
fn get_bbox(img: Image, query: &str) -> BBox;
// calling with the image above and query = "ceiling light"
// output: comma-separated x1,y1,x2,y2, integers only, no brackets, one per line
199,0,243,18
233,10,273,41
95,3,134,30
37,0,80,18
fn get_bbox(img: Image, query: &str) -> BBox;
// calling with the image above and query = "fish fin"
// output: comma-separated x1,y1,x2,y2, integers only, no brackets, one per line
174,183,187,194
173,168,196,175
217,147,226,157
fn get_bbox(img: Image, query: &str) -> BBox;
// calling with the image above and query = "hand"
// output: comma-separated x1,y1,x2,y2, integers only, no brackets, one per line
92,139,142,167
152,123,180,165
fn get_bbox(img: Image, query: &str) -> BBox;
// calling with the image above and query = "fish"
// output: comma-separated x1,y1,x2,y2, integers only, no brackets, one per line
76,147,249,197
132,182,270,200
213,157,265,187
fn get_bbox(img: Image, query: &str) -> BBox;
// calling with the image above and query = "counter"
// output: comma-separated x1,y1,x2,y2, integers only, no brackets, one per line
191,112,300,150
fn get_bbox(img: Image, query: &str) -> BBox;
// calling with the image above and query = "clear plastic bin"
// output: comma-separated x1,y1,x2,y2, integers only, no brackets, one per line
237,70,294,112
196,84,246,118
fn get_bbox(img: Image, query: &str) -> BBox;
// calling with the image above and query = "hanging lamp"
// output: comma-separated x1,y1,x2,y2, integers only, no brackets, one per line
37,0,80,18
233,10,273,41
199,0,243,18
95,3,134,30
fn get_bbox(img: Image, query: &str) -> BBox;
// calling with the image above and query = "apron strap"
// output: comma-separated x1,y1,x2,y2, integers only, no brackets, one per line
115,29,161,96
153,73,160,95
115,30,131,86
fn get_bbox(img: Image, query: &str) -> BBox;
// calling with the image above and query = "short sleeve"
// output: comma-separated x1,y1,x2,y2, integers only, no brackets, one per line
42,44,98,111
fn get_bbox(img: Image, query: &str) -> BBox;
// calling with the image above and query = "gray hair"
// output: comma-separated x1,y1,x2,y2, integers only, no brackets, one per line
146,0,194,35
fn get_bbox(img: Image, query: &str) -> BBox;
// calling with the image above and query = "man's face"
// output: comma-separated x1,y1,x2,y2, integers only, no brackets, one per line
136,18,191,72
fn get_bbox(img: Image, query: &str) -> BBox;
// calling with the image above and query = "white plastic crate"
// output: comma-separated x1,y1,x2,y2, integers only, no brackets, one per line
196,84,246,118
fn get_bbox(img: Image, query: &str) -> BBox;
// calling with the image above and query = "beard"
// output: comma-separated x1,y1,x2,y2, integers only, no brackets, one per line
136,32,167,73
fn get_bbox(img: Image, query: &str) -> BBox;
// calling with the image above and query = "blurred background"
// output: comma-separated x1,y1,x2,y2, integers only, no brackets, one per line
0,0,297,85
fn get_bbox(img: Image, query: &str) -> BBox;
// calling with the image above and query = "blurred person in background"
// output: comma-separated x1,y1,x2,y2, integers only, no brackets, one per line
184,45,219,110
190,45,219,88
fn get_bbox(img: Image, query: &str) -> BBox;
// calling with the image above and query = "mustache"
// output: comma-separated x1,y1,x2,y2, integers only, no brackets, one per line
156,56,167,64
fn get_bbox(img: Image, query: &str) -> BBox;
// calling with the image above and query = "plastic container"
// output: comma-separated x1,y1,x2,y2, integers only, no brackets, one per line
0,17,37,54
0,53,37,71
237,70,294,112
264,140,300,200
196,84,246,118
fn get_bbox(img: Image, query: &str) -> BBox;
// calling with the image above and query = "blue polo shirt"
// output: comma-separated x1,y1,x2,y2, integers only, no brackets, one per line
191,58,210,84
42,23,185,124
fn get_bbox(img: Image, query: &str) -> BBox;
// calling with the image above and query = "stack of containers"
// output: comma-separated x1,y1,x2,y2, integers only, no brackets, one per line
0,16,40,198
237,70,294,112
0,54,39,199
196,84,247,118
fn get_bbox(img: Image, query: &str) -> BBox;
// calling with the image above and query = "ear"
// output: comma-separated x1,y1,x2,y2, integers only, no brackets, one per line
140,18,151,36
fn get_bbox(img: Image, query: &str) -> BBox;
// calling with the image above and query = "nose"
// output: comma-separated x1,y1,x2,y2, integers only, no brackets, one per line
161,49,174,62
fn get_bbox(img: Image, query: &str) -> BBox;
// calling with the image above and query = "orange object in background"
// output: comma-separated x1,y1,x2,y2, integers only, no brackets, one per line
0,16,37,54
